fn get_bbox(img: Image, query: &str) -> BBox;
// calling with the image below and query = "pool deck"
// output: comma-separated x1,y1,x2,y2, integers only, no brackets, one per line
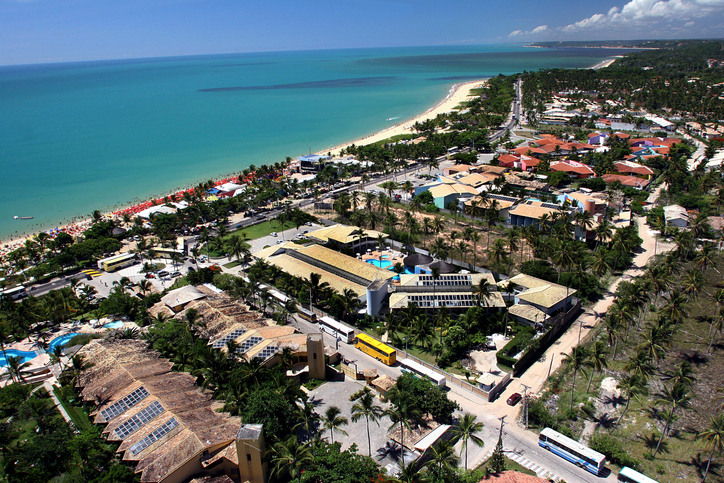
2,319,139,387
361,250,406,268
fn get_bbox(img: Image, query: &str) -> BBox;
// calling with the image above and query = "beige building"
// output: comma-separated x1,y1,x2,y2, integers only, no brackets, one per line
389,273,505,312
501,274,576,316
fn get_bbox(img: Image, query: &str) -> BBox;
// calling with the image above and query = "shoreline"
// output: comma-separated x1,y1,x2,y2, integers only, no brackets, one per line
0,78,486,255
591,56,622,70
317,78,488,156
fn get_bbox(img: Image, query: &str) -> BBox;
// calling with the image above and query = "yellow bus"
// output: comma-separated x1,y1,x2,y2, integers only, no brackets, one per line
97,253,137,272
354,333,396,365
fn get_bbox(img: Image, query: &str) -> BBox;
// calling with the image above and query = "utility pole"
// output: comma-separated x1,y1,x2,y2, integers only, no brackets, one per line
498,415,506,439
521,384,531,429
546,353,555,379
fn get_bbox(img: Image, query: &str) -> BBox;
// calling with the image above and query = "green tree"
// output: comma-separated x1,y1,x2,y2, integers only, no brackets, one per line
653,382,691,457
696,414,724,483
562,346,591,412
351,389,384,457
489,435,506,473
269,436,313,483
450,412,484,471
321,405,349,444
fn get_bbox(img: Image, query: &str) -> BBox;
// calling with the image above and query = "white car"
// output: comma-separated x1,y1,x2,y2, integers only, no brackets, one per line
270,232,278,237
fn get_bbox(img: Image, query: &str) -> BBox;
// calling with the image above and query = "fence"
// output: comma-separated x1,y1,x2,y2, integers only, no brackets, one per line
511,298,582,377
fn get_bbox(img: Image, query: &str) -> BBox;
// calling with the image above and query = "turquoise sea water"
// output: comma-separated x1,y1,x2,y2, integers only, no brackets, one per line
0,45,628,240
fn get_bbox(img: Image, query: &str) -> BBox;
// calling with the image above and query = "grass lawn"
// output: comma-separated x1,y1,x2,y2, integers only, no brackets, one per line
303,378,326,391
229,219,296,241
52,385,93,432
476,455,537,476
223,260,242,269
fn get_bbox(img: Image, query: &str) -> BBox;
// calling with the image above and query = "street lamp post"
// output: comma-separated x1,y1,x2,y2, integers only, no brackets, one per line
521,384,531,429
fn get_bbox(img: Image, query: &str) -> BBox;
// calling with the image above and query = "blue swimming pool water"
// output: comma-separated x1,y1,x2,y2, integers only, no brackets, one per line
366,259,392,268
0,349,38,367
103,321,124,329
366,259,415,274
48,333,80,352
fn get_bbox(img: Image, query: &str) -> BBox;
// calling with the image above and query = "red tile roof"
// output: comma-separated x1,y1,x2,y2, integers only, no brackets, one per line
550,160,595,176
614,161,654,176
602,173,651,188
478,470,548,483
498,154,519,166
513,146,547,155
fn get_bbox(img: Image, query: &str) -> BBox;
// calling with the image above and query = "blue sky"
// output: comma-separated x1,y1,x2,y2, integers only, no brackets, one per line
1,0,723,65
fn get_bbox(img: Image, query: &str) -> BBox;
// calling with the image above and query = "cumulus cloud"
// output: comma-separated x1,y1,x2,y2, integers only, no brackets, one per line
510,0,724,38
560,0,724,33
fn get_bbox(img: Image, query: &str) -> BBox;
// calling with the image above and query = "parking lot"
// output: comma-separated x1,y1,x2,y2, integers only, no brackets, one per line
308,376,405,474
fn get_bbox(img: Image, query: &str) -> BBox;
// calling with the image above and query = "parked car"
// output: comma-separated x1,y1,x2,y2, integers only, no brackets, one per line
270,232,278,237
171,272,182,278
158,270,170,278
145,273,155,279
189,258,196,264
507,393,522,406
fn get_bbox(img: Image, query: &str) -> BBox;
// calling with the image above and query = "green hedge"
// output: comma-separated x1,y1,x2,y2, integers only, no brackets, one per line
496,325,535,367
589,433,640,468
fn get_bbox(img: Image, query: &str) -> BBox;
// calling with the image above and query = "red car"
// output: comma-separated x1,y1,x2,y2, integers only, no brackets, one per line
507,393,522,406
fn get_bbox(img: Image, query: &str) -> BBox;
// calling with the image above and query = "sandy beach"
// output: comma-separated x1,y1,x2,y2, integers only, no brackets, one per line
318,78,488,156
591,56,622,70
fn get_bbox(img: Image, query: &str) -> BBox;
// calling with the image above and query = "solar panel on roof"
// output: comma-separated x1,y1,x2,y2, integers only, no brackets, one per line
235,336,263,354
114,401,165,439
101,386,149,421
129,417,179,456
211,328,247,348
254,344,278,361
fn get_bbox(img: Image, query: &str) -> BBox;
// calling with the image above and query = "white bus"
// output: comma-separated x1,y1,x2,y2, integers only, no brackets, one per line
538,427,606,475
399,358,446,387
618,467,659,483
0,285,27,301
97,253,137,272
318,316,355,344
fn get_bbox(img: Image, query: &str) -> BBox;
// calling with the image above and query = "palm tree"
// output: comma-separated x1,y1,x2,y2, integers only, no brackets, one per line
472,278,493,307
661,290,688,324
615,372,647,429
469,231,481,269
351,388,384,457
321,406,348,443
269,436,313,483
653,382,692,457
585,341,609,393
562,346,591,412
424,440,459,479
306,272,330,310
225,234,249,263
506,229,519,273
5,355,31,384
696,414,724,482
450,413,484,471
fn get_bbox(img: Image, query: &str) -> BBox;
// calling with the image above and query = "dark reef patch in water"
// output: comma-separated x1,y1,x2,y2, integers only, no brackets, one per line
199,76,396,92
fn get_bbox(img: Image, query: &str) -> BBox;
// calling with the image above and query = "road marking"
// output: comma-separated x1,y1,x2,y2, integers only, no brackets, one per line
81,269,102,278
507,451,560,481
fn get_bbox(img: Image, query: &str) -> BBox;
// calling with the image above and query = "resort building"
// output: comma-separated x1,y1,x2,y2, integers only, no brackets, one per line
549,160,595,179
664,204,690,228
253,242,395,315
428,182,479,209
614,160,655,179
508,200,561,227
463,194,519,222
500,274,576,317
388,273,505,313
298,154,330,172
76,339,245,483
306,223,387,253
601,173,651,190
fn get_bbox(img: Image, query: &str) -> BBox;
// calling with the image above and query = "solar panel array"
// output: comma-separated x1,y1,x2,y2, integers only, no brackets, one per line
235,336,263,354
254,344,278,361
114,401,165,439
408,293,475,307
418,274,472,286
211,328,247,348
129,417,179,456
101,386,149,421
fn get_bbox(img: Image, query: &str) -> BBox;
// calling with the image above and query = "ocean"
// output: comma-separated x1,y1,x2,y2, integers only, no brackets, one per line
0,44,628,240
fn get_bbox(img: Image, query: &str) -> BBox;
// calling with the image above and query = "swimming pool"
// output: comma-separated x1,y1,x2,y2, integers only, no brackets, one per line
366,259,414,274
48,333,80,352
103,321,124,329
366,259,392,269
0,349,38,367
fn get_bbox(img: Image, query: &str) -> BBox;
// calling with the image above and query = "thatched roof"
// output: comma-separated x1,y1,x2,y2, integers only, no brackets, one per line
428,260,456,274
403,253,433,267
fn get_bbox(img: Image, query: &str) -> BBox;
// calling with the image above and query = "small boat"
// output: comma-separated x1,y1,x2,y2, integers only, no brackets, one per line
13,216,33,220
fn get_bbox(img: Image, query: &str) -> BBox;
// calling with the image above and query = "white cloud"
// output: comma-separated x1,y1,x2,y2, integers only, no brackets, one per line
560,0,724,33
511,0,724,38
